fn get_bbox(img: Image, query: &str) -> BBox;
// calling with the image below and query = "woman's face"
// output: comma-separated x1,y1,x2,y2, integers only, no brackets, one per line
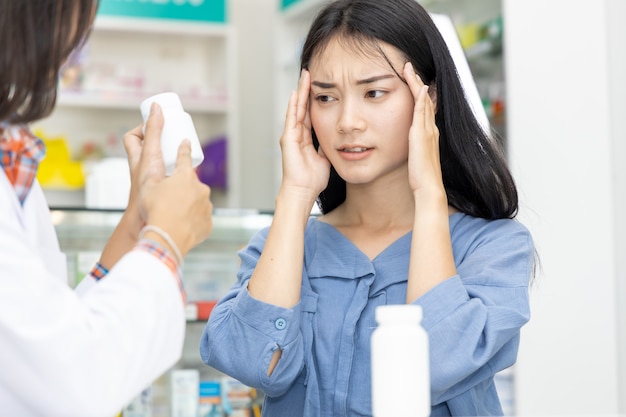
308,37,415,187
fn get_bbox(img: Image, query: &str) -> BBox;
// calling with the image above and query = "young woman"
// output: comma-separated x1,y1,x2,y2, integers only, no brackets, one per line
200,0,534,415
0,1,213,415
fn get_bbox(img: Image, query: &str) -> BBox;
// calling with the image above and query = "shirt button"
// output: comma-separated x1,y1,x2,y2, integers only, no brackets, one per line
274,318,287,330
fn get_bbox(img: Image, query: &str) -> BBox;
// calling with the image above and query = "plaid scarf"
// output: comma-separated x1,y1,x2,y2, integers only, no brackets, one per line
0,123,46,206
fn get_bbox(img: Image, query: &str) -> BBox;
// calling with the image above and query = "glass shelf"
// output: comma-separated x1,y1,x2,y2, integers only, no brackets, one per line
52,207,274,303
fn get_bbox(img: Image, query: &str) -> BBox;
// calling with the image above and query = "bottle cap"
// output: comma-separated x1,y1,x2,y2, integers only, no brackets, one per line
375,304,423,324
138,92,204,176
140,92,184,122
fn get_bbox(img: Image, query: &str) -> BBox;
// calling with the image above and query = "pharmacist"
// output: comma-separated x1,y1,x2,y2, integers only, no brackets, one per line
1,112,212,417
1,114,212,417
0,2,213,415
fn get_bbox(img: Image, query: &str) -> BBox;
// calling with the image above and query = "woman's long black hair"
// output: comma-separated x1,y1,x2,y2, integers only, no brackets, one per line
300,0,518,220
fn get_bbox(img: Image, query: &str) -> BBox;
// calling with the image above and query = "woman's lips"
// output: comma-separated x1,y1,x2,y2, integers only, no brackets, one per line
338,146,373,161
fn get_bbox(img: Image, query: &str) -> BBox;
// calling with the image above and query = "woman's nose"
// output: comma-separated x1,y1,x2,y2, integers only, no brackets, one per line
336,97,366,133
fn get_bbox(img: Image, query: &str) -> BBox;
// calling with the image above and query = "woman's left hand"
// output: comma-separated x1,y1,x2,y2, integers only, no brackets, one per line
403,62,445,198
403,62,457,302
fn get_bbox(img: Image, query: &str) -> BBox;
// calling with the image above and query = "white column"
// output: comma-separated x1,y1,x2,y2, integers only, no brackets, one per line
503,0,626,415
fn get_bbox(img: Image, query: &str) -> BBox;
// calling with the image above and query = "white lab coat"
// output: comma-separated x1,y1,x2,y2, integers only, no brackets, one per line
0,171,185,417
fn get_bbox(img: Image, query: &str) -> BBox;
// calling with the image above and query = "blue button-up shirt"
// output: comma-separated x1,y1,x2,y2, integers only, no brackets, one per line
200,213,533,416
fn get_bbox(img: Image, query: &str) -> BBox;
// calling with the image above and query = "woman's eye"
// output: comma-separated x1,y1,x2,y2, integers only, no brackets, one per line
316,95,335,103
365,90,386,99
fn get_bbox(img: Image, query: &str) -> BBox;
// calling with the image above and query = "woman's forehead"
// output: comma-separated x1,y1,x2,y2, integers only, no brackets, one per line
309,36,405,72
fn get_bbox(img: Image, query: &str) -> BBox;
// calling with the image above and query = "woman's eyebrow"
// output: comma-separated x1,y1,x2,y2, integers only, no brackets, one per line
311,81,335,89
311,74,395,89
356,74,395,85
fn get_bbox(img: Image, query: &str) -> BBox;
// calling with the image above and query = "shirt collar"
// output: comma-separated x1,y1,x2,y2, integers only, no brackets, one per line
0,122,46,205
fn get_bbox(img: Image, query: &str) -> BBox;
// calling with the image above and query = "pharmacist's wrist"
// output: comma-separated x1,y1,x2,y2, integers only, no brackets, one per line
121,203,144,240
139,225,184,265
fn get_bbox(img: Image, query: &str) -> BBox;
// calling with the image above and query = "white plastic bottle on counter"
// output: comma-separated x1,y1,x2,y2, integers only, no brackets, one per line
371,304,430,417
140,92,204,176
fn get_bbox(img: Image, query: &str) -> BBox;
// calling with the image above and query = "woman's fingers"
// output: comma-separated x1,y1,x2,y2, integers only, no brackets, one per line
283,69,311,133
283,91,298,132
423,86,438,138
404,62,424,93
404,62,430,130
404,62,442,193
404,61,438,133
295,69,310,125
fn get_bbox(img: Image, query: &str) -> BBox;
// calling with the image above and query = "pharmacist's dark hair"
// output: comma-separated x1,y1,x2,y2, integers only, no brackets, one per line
0,0,99,124
300,0,518,220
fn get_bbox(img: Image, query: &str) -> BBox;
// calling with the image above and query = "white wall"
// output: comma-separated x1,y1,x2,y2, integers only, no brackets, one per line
504,0,626,415
607,0,626,412
230,0,278,210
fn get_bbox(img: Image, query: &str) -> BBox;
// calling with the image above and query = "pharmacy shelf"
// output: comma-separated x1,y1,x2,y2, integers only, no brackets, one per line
57,91,229,114
37,12,240,208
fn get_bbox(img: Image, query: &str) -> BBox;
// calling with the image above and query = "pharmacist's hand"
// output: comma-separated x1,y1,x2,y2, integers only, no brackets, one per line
140,140,213,256
404,62,445,197
279,69,330,205
98,104,173,269
124,103,167,208
116,102,167,238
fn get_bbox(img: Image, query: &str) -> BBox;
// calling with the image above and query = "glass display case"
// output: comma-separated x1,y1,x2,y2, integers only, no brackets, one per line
52,207,273,298
51,207,273,416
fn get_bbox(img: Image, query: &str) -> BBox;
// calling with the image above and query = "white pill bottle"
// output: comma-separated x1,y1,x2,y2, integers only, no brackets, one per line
371,304,430,417
140,92,204,176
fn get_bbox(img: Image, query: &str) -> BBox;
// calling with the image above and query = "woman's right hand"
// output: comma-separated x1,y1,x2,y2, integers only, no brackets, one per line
278,69,330,206
247,70,325,313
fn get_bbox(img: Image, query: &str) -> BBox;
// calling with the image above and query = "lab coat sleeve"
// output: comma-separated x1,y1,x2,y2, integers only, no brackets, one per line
0,213,185,417
415,218,534,405
75,271,98,295
200,227,305,397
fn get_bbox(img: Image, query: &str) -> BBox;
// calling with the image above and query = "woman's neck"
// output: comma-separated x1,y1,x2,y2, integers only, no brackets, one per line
325,178,416,230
